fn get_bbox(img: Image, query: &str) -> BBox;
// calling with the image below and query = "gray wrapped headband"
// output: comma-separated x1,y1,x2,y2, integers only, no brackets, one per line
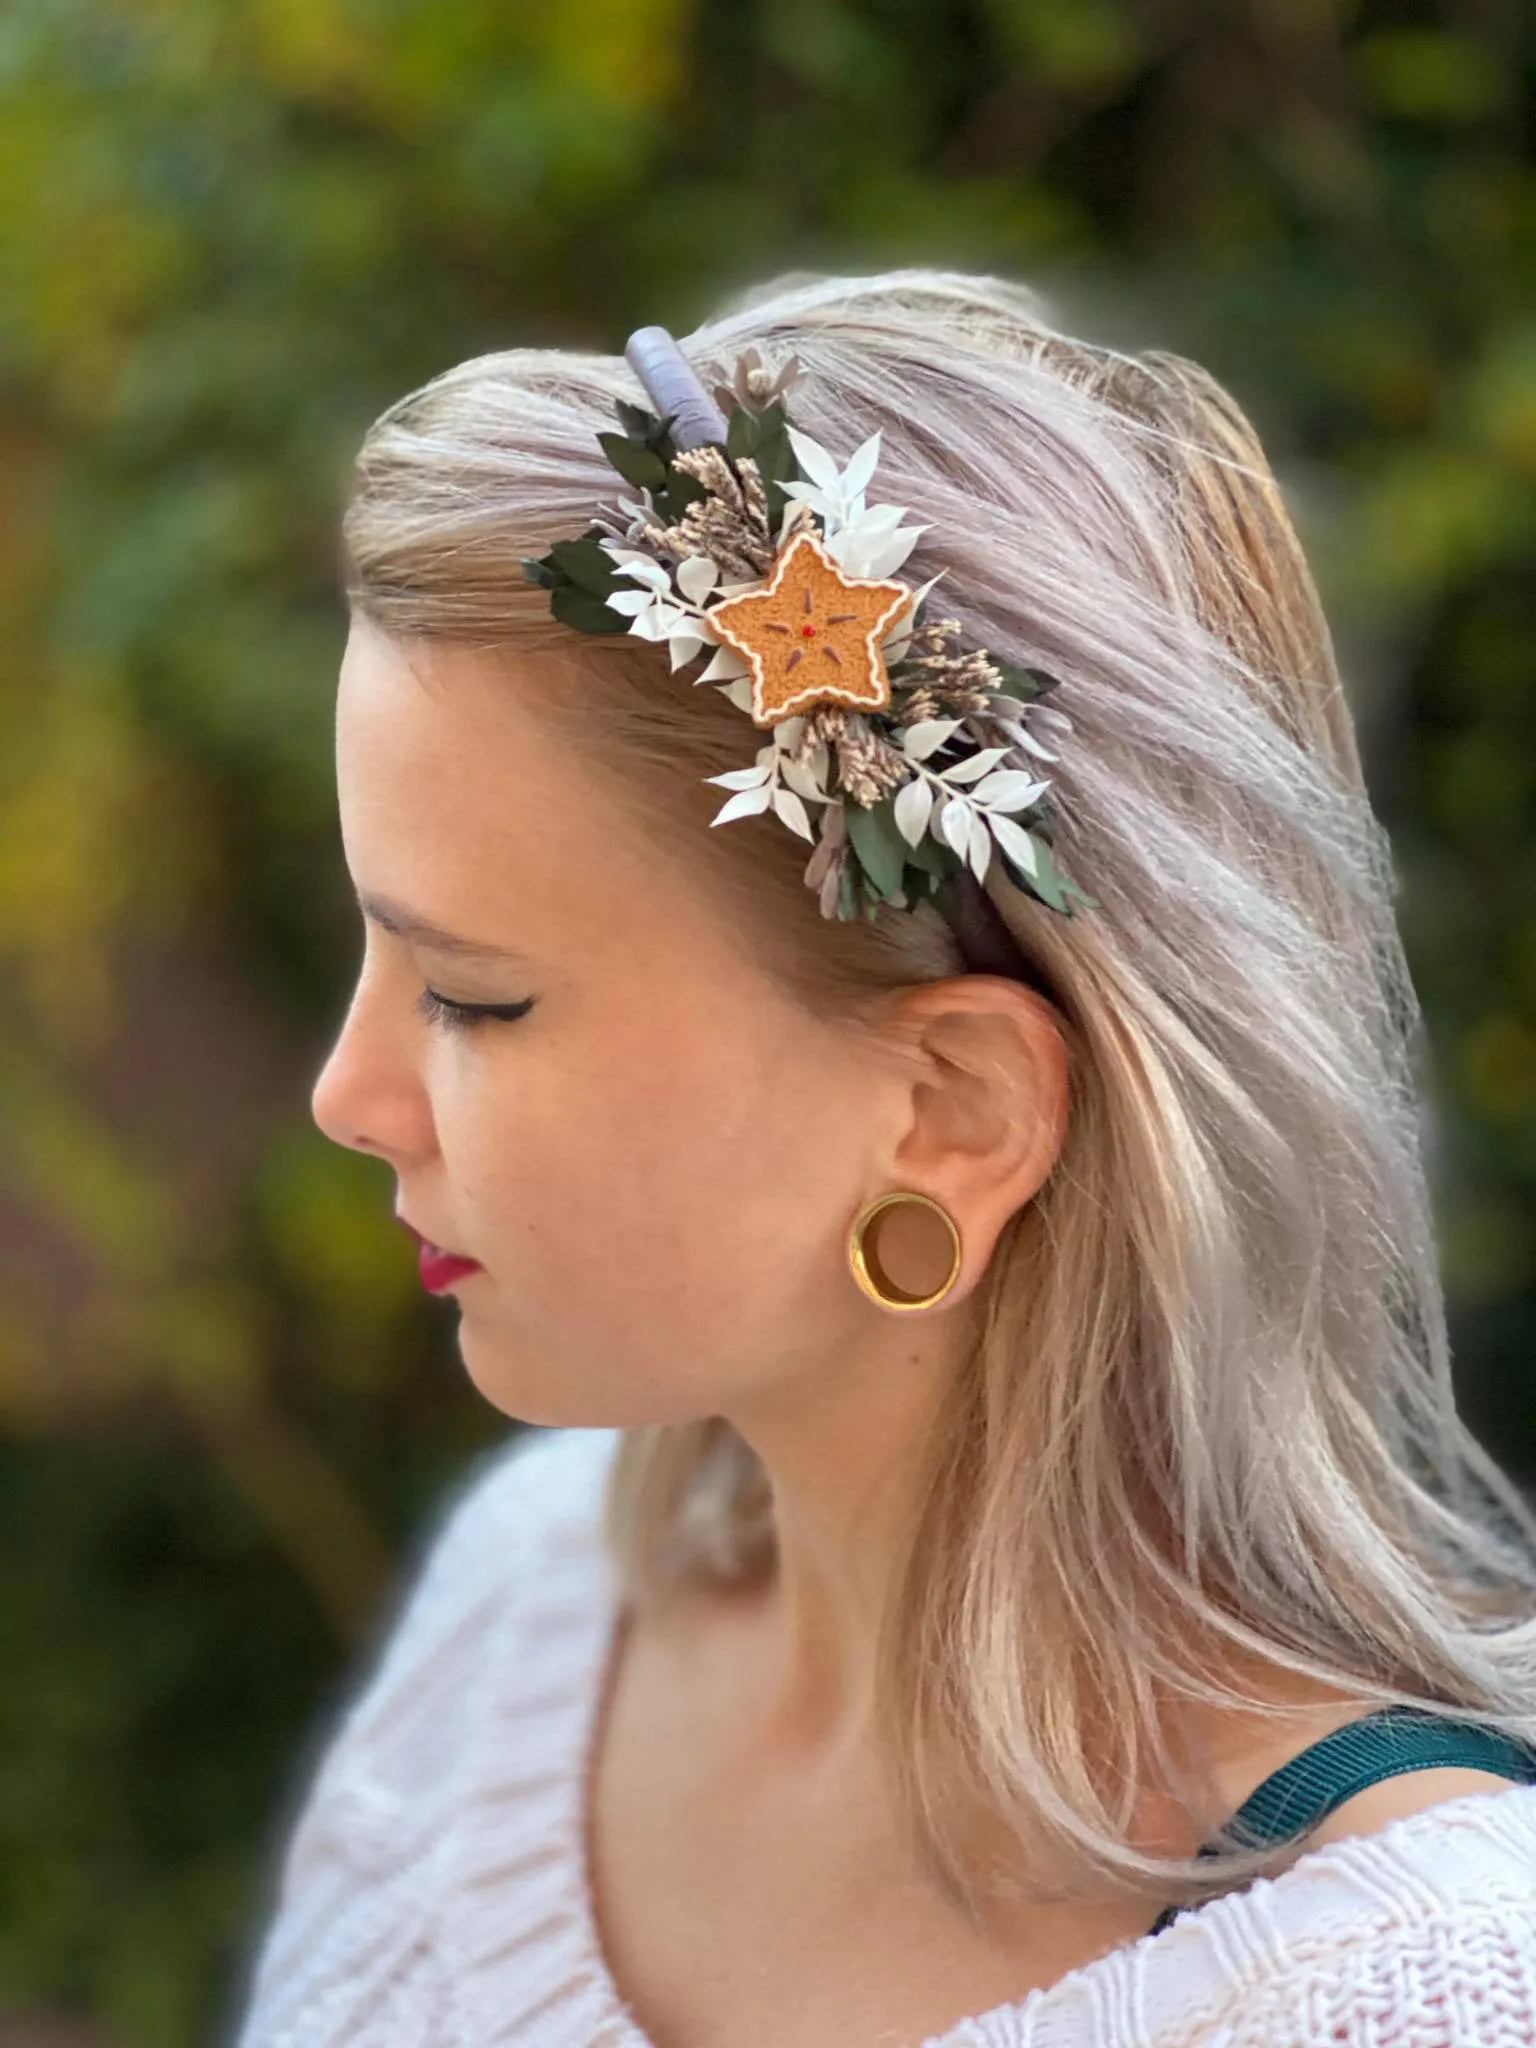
625,326,730,453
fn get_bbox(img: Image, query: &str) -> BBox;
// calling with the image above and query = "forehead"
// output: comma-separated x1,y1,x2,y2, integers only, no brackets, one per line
337,619,554,818
334,618,755,985
335,620,612,941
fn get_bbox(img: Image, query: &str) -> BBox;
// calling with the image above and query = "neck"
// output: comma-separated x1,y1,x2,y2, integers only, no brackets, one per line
717,1308,973,1756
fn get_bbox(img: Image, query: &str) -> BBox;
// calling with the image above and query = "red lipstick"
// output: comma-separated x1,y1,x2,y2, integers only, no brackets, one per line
397,1216,483,1292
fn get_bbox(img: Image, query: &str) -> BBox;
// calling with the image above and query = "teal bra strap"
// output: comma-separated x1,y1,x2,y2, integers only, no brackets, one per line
1147,1706,1536,1938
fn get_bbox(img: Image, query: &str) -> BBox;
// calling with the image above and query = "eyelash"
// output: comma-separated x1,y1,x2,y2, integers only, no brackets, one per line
415,986,535,1034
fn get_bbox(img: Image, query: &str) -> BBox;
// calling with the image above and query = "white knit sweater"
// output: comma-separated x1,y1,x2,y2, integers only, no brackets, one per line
228,1425,1536,2048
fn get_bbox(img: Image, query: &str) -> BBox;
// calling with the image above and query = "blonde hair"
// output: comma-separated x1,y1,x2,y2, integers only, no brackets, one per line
342,267,1536,1919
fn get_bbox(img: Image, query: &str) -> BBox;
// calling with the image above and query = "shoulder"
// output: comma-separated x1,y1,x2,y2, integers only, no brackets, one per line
228,1426,623,2039
1165,1788,1536,2047
416,1418,622,1562
382,1423,620,1632
340,1422,619,1738
250,1425,621,1891
976,1789,1536,2047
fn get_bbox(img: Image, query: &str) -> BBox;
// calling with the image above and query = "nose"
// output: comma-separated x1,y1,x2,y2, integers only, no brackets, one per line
310,963,435,1163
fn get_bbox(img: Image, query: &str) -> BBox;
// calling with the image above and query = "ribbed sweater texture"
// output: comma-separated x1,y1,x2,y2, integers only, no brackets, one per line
228,1425,1536,2047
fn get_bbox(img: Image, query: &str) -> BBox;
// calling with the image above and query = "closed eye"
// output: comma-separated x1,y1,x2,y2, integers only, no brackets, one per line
416,987,536,1033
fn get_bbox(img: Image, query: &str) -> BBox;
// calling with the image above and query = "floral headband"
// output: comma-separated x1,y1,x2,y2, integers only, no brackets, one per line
522,326,1095,929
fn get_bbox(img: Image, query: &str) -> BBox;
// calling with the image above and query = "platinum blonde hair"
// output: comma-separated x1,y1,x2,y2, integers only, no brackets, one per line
342,267,1536,1918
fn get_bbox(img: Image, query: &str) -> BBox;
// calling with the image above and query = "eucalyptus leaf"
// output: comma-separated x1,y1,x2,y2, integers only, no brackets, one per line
939,795,974,851
772,785,815,841
902,829,953,878
1005,723,1060,762
711,784,775,825
942,746,1011,784
726,404,761,461
751,398,789,444
745,400,797,523
841,431,881,501
785,424,844,496
676,554,719,603
843,796,909,899
967,811,993,882
971,768,1051,810
1029,835,1097,915
893,775,934,847
754,425,796,486
987,811,1038,873
991,816,1078,913
902,718,964,761
1021,850,1070,913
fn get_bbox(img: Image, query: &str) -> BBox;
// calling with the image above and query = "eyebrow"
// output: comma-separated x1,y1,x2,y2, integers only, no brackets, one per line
356,890,534,966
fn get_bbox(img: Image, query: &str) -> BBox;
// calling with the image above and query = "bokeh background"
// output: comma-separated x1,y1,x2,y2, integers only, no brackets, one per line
1,3,1533,2043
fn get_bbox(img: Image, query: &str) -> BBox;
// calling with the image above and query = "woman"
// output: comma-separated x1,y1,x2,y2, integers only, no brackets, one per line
229,269,1536,2048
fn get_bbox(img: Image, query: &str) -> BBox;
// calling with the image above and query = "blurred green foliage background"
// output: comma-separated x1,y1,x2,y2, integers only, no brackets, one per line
0,1,1533,2042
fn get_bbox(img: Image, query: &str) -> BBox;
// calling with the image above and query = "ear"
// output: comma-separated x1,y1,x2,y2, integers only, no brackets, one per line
863,976,1070,1305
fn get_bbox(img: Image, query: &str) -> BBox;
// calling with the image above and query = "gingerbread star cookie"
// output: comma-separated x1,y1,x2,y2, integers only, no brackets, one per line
705,527,914,728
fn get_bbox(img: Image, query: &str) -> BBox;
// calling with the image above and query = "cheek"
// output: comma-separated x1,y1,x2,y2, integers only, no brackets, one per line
432,1012,869,1425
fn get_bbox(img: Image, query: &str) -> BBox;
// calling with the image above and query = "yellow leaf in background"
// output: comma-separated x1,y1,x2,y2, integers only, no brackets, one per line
1464,326,1536,478
248,0,377,99
542,0,693,111
0,680,194,1048
1460,1014,1536,1127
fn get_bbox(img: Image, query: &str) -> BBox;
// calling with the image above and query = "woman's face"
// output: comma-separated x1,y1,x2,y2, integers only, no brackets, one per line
312,617,964,1429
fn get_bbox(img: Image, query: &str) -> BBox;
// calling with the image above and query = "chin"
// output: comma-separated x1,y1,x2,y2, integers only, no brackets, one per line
455,1333,718,1433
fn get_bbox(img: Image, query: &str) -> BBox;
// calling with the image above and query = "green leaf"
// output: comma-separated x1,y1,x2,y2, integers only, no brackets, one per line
660,465,709,522
1008,856,1065,914
598,431,669,491
902,829,955,879
614,400,676,459
990,660,1058,702
520,553,562,590
726,399,796,522
726,404,760,461
843,795,910,900
550,583,629,634
548,536,623,597
1001,832,1091,915
1054,859,1098,914
755,417,798,523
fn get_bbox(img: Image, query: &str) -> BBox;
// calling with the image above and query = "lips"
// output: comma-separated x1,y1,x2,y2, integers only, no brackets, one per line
396,1215,483,1293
